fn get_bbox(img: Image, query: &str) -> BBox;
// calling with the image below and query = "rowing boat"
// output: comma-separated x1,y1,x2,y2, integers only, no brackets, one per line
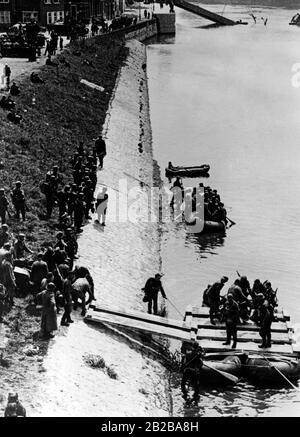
166,164,210,178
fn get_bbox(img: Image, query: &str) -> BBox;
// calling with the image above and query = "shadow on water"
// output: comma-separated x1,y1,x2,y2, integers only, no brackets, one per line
186,231,226,257
196,23,223,29
145,34,176,45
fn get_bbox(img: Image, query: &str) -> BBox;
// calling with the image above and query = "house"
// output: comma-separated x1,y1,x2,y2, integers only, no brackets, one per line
14,0,65,26
65,0,125,23
0,0,65,30
0,0,125,31
0,0,14,29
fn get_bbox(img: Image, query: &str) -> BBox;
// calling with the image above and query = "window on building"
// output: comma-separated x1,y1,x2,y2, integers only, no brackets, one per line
0,1,10,4
0,10,10,24
22,11,39,23
47,11,64,24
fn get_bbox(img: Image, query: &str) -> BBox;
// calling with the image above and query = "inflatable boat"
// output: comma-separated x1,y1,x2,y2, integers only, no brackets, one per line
185,217,226,234
243,356,300,384
199,356,242,385
166,164,210,178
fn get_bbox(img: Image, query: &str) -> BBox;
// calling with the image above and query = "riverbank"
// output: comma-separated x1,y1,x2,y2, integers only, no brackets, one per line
0,38,171,416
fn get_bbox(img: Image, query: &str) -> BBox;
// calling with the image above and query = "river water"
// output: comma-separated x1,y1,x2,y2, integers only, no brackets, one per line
146,3,300,416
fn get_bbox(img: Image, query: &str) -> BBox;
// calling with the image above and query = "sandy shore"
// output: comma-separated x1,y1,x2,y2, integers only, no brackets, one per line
2,39,171,417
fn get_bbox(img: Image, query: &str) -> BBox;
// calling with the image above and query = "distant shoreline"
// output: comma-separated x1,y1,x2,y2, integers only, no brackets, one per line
197,0,300,9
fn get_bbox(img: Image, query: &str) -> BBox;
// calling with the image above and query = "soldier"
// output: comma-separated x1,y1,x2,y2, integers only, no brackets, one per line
38,282,58,339
71,152,79,168
181,342,204,400
73,155,83,172
4,393,26,417
0,188,9,224
54,231,67,251
0,284,7,322
143,273,167,315
43,246,56,272
61,270,74,326
86,155,95,170
94,135,107,169
89,165,98,192
258,300,272,348
72,265,95,301
74,193,85,233
67,184,78,220
227,279,249,322
83,177,94,219
2,252,16,305
95,186,108,226
56,186,69,219
4,64,11,89
77,141,85,157
11,181,26,221
0,224,10,248
0,242,13,268
222,293,240,349
64,227,78,262
42,177,57,218
59,213,72,233
206,276,228,324
73,167,83,187
30,253,49,294
53,246,67,266
239,275,251,297
14,234,32,260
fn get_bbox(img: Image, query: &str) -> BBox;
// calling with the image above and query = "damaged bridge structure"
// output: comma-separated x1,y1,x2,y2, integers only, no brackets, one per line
173,0,246,26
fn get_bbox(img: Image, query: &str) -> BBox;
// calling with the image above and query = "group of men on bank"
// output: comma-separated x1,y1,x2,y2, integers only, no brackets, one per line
0,223,94,338
40,136,107,230
0,134,108,338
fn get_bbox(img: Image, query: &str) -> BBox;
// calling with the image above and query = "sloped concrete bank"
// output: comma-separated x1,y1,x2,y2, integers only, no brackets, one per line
28,40,171,417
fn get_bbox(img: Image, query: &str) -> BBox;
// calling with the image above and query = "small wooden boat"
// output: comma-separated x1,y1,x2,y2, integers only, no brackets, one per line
166,163,210,178
244,356,300,384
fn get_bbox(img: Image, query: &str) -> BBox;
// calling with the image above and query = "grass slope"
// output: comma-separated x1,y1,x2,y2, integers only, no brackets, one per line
0,36,128,249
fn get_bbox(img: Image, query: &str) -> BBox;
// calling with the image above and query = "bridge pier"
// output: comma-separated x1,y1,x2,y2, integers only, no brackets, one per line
154,12,176,34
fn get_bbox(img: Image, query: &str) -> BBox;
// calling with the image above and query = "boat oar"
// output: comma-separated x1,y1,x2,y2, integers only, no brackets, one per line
166,295,185,319
202,362,239,384
227,217,236,226
262,354,300,391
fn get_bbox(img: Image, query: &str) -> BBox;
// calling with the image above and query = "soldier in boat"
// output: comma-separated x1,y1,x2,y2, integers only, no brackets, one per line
206,276,228,324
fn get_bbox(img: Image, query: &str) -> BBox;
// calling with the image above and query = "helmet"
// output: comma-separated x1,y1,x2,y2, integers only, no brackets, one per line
46,282,56,292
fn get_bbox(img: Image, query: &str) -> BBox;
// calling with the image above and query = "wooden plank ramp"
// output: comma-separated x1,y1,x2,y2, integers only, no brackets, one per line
85,304,193,342
196,328,292,345
196,339,297,356
185,305,290,322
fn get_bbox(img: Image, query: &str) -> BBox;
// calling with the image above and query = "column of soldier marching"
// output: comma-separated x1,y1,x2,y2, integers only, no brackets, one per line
0,134,108,339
